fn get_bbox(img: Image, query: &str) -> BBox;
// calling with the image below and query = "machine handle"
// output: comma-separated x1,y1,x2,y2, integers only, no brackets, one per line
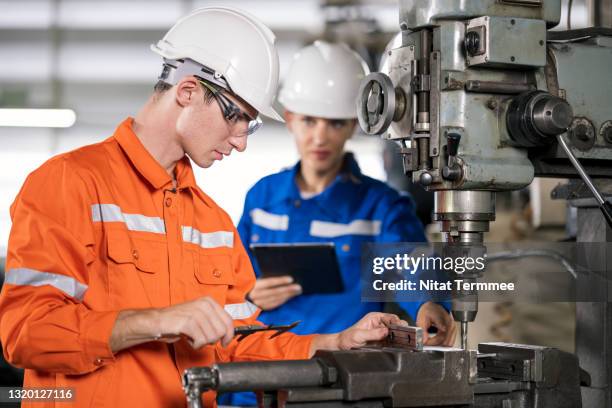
556,134,612,229
602,201,612,230
446,133,461,157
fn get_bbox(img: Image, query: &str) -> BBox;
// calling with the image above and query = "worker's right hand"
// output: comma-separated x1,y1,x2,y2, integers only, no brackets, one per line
248,276,302,311
156,296,235,349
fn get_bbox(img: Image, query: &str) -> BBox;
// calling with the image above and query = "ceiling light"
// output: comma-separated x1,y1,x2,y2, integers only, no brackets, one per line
0,109,76,128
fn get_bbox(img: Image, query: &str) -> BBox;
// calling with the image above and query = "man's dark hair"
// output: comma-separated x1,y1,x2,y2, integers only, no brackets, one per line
153,80,173,93
153,79,215,104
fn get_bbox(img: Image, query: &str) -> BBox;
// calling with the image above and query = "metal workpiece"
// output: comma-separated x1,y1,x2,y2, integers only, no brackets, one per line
399,0,562,30
466,16,547,68
375,324,424,351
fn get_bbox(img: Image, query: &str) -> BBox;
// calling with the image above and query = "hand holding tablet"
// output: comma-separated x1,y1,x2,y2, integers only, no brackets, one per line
250,243,345,296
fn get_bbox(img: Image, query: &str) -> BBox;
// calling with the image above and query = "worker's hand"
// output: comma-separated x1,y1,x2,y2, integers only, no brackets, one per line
416,301,456,347
248,276,302,311
337,312,407,350
309,312,406,356
156,296,235,349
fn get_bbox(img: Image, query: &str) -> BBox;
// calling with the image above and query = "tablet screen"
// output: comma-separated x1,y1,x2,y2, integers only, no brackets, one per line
250,243,345,295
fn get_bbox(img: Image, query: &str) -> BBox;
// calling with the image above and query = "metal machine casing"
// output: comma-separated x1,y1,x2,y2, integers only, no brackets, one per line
399,0,561,29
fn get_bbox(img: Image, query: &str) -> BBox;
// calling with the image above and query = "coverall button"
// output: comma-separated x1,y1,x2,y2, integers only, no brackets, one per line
294,200,301,208
212,269,222,278
94,358,103,366
342,244,350,252
252,234,260,242
165,197,173,207
132,249,139,259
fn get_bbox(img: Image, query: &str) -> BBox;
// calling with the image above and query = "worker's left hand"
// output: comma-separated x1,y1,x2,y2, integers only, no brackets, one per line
416,301,457,346
336,312,407,350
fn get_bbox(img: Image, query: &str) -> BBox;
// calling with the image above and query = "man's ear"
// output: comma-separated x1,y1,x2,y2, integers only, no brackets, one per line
175,76,200,107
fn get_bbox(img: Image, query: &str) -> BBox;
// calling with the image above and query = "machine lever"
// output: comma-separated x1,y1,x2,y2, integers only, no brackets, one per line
557,134,612,228
443,133,463,181
446,133,461,157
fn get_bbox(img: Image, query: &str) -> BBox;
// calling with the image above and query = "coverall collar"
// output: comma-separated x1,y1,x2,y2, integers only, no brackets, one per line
273,153,364,219
114,117,197,191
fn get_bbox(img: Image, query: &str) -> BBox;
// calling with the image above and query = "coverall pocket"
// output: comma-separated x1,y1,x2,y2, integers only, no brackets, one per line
194,253,235,305
106,229,168,308
106,229,165,273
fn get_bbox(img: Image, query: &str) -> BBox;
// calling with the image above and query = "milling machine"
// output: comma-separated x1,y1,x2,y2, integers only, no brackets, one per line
183,1,612,406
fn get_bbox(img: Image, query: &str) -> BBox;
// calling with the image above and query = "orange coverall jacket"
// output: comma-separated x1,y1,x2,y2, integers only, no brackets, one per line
0,118,314,407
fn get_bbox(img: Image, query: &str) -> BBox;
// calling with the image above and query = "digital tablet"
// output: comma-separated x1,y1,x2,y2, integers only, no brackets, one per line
250,243,345,295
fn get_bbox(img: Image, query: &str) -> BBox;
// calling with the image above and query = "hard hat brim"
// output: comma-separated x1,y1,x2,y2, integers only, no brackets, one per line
260,104,284,122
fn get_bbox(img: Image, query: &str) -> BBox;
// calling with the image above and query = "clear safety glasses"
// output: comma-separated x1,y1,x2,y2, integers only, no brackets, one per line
198,79,263,136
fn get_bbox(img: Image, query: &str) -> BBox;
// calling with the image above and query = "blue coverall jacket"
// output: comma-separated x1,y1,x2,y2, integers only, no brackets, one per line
220,153,429,406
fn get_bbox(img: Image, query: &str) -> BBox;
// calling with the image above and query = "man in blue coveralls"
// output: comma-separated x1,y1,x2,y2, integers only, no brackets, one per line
221,41,456,406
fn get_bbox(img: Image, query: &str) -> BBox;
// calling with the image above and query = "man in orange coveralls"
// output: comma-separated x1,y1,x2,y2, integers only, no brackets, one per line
0,6,407,408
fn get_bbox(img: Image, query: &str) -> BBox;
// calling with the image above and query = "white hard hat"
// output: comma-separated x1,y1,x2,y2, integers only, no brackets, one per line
278,41,370,119
151,7,283,122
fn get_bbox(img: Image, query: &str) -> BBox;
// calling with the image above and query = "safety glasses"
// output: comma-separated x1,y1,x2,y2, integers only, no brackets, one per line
198,79,263,136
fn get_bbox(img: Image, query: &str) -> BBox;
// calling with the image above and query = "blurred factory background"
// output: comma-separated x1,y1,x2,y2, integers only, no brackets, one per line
0,0,605,390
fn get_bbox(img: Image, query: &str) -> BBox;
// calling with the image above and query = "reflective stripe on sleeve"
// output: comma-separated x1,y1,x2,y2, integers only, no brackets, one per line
224,301,258,320
309,219,382,238
182,226,234,249
250,208,289,231
4,268,88,301
91,203,166,234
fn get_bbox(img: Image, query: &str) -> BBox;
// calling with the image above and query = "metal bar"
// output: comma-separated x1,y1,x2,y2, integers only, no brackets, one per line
557,134,605,206
465,80,535,94
214,360,334,392
557,134,612,228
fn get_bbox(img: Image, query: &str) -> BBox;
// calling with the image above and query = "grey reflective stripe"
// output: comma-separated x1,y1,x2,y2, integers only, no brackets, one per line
5,268,88,301
224,301,258,319
250,208,289,231
182,226,234,249
91,204,166,234
309,219,382,238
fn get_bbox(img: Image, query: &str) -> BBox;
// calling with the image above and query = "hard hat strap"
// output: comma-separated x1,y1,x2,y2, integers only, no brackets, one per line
158,58,232,93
